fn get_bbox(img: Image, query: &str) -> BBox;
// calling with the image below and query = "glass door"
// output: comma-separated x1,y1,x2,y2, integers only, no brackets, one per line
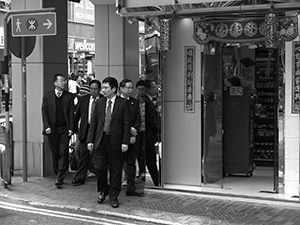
201,42,223,187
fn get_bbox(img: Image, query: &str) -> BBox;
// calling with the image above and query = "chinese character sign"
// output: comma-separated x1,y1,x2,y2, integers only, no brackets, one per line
292,42,300,113
184,46,195,113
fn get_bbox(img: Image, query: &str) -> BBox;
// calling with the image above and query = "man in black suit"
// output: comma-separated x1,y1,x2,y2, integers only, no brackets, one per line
41,74,75,187
135,80,146,181
119,79,142,196
87,77,130,208
72,79,102,186
144,79,161,186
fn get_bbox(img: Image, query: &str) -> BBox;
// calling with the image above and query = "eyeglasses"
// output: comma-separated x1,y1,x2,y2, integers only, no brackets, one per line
57,79,66,83
124,86,134,90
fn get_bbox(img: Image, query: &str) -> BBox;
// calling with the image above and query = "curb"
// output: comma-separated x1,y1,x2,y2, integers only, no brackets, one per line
0,193,180,225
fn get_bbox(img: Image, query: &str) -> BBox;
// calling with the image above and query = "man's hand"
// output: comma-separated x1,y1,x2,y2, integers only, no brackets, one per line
87,143,94,153
121,144,128,153
68,130,73,136
45,127,51,134
130,136,136,144
130,127,138,136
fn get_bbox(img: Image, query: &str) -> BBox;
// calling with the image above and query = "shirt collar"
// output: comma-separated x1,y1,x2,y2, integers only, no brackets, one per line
145,93,153,101
107,95,116,104
120,94,130,100
90,95,99,100
55,89,63,95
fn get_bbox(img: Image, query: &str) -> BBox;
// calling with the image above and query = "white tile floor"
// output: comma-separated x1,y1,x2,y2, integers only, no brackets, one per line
147,166,300,202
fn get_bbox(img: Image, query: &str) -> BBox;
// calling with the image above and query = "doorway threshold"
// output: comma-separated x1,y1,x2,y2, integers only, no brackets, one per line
152,184,300,204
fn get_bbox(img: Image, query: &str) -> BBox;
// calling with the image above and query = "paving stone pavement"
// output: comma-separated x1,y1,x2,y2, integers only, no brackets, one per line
1,173,300,225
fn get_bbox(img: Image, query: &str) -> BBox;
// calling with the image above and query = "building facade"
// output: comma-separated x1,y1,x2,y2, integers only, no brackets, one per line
9,0,300,201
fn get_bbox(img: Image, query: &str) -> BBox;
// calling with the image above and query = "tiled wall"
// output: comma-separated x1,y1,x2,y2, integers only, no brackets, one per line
284,40,299,195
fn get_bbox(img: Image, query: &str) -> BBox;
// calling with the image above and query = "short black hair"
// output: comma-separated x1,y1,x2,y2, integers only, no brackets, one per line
102,77,118,93
144,79,155,89
89,79,101,89
119,78,132,88
228,77,241,86
136,80,145,88
53,73,64,83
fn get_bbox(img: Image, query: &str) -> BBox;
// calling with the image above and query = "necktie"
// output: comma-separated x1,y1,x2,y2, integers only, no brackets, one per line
104,100,112,132
57,91,62,98
89,97,97,124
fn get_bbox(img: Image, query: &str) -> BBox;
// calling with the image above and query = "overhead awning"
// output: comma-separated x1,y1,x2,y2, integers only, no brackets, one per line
114,1,300,18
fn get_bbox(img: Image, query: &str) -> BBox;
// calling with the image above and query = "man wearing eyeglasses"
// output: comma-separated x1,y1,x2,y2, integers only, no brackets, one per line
119,79,143,196
42,74,75,188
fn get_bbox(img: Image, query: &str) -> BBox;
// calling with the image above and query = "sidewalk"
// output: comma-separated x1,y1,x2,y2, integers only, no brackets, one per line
1,172,300,225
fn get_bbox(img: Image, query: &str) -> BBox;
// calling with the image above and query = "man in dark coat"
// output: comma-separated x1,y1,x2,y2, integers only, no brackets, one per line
72,79,103,186
144,79,161,186
41,73,75,187
87,77,130,208
119,79,142,196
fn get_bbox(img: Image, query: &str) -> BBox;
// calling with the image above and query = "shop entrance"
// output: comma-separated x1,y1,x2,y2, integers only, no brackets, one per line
202,42,281,194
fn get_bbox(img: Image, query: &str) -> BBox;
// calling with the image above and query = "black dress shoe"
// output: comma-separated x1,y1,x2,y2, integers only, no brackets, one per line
110,199,119,208
55,180,64,187
97,190,109,203
72,179,85,186
126,190,144,197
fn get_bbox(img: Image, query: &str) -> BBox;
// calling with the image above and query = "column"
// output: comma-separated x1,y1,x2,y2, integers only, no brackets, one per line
94,3,139,83
11,0,68,176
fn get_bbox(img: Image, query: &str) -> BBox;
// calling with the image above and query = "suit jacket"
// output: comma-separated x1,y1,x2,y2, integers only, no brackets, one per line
74,94,103,141
145,95,161,143
41,90,75,136
128,96,141,134
87,95,130,152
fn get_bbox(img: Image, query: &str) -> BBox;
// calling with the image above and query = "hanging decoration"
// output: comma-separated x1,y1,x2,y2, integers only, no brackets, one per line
264,10,279,48
292,41,300,113
144,17,160,81
193,16,298,45
160,18,172,51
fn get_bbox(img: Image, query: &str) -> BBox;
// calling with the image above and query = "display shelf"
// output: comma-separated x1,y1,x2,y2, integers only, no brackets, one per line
253,48,278,166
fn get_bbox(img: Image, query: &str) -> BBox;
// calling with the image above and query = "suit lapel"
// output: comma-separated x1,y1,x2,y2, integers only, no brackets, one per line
84,94,91,120
100,98,106,125
50,91,56,114
111,96,120,121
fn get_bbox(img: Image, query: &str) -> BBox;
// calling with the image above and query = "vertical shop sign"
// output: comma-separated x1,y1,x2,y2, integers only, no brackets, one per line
292,41,300,113
184,46,195,113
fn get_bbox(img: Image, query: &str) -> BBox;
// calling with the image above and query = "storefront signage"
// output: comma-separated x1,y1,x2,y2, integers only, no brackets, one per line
184,46,195,113
68,37,95,52
73,0,94,25
193,17,298,45
292,41,300,113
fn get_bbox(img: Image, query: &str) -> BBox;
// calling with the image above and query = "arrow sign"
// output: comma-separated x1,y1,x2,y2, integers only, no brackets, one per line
11,12,56,37
43,19,53,29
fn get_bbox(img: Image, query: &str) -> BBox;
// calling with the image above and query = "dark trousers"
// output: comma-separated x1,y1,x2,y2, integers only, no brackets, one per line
124,141,138,191
48,126,70,181
136,131,146,175
73,136,97,181
94,134,124,201
146,142,159,186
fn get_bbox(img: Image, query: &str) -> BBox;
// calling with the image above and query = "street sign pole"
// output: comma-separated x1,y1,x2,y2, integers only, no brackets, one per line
21,36,27,182
3,8,56,184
